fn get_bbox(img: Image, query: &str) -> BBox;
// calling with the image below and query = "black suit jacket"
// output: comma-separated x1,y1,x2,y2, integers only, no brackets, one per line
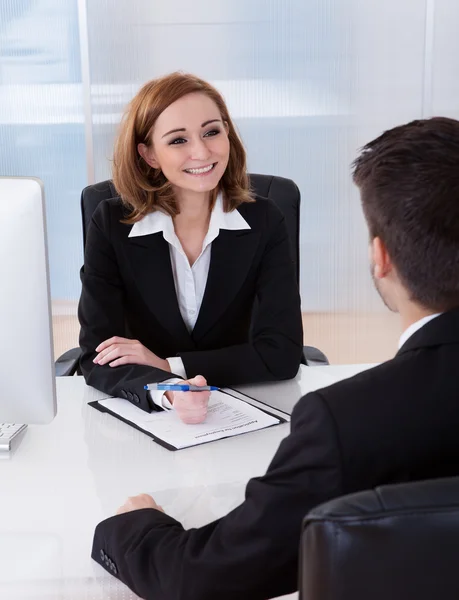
92,309,459,599
78,195,303,411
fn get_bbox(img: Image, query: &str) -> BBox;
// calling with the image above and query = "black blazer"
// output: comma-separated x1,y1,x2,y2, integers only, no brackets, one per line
92,309,459,600
78,195,303,412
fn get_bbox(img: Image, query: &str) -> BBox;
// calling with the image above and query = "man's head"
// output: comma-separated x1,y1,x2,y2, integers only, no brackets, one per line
353,117,459,314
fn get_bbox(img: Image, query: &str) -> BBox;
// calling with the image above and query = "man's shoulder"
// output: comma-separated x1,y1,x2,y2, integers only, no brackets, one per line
293,352,419,424
293,344,456,448
322,357,407,400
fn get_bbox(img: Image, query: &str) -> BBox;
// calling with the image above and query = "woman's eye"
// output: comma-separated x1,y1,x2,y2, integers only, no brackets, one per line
169,137,186,145
204,129,220,137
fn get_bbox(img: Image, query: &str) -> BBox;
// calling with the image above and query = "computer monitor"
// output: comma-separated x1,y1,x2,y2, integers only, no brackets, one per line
0,177,56,425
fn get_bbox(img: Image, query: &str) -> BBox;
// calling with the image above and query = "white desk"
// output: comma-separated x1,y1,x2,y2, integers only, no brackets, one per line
0,364,375,600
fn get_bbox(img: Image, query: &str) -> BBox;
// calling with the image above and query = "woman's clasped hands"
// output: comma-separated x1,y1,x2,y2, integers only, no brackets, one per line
93,336,210,424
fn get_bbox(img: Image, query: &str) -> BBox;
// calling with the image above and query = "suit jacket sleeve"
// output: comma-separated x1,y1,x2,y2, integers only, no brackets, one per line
91,391,344,600
179,208,303,385
78,203,176,412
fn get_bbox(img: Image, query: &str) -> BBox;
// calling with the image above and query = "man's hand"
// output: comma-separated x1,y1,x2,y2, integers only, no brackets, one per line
93,336,171,371
169,375,211,424
116,493,164,515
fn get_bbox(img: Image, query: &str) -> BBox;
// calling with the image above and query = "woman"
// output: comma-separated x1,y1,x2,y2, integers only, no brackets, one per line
78,72,303,423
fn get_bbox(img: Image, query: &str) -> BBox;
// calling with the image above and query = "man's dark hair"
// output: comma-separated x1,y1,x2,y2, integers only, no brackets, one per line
353,117,459,312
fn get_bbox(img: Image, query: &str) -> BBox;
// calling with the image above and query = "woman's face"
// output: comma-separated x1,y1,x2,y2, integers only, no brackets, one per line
139,92,230,197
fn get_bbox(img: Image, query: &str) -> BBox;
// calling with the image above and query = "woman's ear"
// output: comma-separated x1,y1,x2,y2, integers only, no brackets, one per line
137,143,160,169
223,120,230,134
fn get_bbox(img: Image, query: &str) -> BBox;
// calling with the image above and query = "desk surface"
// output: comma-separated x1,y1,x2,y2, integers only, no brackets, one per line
0,364,374,600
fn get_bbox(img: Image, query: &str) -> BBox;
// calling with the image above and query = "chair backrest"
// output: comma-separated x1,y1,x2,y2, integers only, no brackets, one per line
300,476,459,600
80,174,301,282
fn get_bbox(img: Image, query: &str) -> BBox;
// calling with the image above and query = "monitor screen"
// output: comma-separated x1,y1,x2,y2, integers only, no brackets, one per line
0,177,56,424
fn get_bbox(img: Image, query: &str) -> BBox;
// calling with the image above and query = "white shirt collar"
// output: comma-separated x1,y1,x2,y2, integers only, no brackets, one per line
398,313,442,349
128,193,250,242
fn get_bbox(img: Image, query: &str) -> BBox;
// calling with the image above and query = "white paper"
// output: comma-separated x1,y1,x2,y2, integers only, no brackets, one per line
97,390,281,449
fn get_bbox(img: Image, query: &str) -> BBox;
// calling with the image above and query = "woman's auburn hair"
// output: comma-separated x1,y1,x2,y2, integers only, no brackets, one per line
112,72,255,223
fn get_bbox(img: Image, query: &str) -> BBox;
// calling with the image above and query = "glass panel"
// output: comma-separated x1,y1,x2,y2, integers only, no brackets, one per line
32,0,455,366
0,0,86,358
431,0,459,119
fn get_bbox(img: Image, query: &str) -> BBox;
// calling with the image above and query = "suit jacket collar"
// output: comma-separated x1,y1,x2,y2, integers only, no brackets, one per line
126,232,194,349
191,227,260,341
128,193,251,243
398,313,442,349
397,307,459,356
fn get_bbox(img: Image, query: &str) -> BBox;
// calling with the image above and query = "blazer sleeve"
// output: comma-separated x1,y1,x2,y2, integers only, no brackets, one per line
91,391,344,600
179,208,303,385
78,202,177,412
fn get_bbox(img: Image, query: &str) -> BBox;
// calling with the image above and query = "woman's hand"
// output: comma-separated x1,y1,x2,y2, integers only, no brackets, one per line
93,336,171,371
168,375,211,424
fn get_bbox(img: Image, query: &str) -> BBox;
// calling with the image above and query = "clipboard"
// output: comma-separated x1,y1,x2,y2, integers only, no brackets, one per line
88,389,287,451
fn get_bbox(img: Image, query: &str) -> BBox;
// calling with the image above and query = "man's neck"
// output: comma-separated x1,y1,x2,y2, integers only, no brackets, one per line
399,303,440,334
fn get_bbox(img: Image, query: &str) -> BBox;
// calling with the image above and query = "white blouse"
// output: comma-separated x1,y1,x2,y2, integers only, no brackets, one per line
128,193,251,408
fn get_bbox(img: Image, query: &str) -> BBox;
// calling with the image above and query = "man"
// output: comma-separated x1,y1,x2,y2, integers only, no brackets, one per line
91,117,459,599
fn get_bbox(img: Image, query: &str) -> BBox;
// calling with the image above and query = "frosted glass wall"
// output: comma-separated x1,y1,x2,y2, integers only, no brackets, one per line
1,0,458,361
0,0,85,301
431,1,459,120
84,0,449,320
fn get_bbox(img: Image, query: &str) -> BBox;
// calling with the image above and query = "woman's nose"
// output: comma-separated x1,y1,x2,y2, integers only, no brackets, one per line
190,138,211,161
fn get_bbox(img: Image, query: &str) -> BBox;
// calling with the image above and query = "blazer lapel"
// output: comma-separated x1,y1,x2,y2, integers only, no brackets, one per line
192,229,261,341
124,233,194,348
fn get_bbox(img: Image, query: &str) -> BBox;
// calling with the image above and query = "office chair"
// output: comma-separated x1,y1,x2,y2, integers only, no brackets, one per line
55,174,329,376
299,476,459,600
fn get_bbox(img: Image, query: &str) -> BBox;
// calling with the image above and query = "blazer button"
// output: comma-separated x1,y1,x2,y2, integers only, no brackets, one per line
127,392,134,402
100,549,105,561
113,564,118,575
120,389,127,399
133,393,140,404
105,557,110,567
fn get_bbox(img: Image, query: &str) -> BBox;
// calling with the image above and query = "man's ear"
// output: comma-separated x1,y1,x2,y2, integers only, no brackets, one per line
137,143,160,169
371,236,392,279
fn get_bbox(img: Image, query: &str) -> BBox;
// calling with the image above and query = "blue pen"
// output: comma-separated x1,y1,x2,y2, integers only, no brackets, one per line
144,383,219,392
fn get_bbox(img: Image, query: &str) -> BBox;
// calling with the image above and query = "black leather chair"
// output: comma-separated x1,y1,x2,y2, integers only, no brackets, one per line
300,476,459,600
55,173,329,376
